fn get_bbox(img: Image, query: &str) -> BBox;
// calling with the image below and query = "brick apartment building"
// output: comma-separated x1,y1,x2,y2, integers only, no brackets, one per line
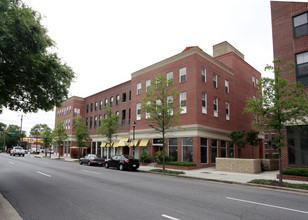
271,1,308,168
55,41,262,168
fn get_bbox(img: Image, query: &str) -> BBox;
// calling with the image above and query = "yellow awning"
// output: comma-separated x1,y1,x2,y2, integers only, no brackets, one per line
106,142,114,147
113,141,120,147
139,139,149,147
129,139,139,147
100,142,106,147
118,137,129,146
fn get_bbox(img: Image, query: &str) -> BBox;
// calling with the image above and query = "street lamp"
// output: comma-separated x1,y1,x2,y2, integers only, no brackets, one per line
132,121,136,158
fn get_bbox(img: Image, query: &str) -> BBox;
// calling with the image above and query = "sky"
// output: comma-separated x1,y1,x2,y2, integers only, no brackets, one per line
0,0,298,136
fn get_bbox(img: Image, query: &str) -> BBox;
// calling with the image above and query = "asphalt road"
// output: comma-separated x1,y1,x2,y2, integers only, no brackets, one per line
0,153,307,220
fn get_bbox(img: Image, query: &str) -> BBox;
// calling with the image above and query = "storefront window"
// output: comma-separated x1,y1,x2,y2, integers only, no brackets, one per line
211,139,218,164
221,141,227,157
168,138,178,161
201,138,208,163
182,137,193,162
287,125,308,166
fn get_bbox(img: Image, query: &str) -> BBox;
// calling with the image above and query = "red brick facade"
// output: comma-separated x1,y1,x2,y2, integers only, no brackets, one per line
271,1,308,169
55,42,263,167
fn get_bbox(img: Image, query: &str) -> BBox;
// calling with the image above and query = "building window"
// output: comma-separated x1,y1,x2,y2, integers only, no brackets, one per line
116,95,120,105
287,125,308,166
94,116,97,128
180,92,187,114
95,102,98,111
256,78,259,89
213,73,217,88
105,98,108,107
86,118,88,126
201,66,206,82
211,139,218,164
293,12,308,38
137,83,141,95
90,103,93,112
68,119,70,129
202,92,207,114
167,96,173,115
136,103,141,120
115,111,119,121
86,104,89,113
252,76,255,87
100,100,103,110
99,115,102,127
90,117,92,129
229,144,235,158
226,101,230,120
168,138,178,161
167,72,173,86
214,97,218,117
225,80,229,93
201,138,208,163
295,51,308,86
179,67,186,83
110,97,113,107
122,92,127,102
146,79,151,92
221,141,227,157
182,137,193,162
145,101,150,119
122,109,126,124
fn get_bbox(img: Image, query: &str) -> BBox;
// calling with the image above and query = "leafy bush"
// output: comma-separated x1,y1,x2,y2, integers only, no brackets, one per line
249,179,308,189
155,151,172,163
282,168,308,177
166,161,196,166
151,169,185,175
139,151,152,163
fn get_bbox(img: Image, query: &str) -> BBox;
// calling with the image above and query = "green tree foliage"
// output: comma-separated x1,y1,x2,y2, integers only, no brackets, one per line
244,57,308,184
30,124,48,136
73,116,90,158
142,73,181,170
97,106,121,148
40,125,52,157
52,120,68,159
2,124,24,147
0,0,75,113
228,130,247,149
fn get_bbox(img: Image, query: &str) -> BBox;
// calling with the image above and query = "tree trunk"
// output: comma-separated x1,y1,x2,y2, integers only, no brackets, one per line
162,133,165,171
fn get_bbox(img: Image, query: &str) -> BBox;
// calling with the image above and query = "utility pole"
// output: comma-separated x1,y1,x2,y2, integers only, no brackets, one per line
19,115,23,146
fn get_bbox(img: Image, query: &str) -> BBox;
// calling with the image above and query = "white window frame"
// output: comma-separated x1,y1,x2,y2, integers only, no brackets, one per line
167,95,173,115
214,97,218,117
201,66,206,82
137,83,141,95
213,73,217,88
180,92,187,114
167,72,173,86
202,92,207,114
225,80,229,93
179,67,186,83
136,103,141,120
252,76,255,88
226,101,230,120
146,79,151,92
146,101,150,119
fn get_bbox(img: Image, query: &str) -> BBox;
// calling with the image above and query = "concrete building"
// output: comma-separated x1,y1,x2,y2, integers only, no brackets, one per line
271,1,308,168
55,41,262,168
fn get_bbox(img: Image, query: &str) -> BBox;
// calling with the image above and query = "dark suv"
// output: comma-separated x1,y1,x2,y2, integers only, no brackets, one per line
105,155,139,171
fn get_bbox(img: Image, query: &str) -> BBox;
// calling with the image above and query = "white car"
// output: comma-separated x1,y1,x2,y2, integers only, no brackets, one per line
30,148,40,154
10,147,25,157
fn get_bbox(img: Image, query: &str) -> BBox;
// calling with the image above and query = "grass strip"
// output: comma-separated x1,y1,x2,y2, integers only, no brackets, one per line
249,179,308,190
150,169,185,175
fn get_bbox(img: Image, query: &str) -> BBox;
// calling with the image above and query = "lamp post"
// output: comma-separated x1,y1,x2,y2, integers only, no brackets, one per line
132,121,136,158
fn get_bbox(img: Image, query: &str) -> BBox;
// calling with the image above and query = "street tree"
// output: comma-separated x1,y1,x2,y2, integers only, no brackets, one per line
142,73,181,171
97,106,121,150
0,0,75,114
30,124,48,136
73,116,90,158
52,120,68,159
2,124,24,148
244,57,308,184
40,125,52,157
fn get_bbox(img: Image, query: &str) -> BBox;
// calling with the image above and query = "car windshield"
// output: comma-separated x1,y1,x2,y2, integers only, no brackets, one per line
122,155,133,160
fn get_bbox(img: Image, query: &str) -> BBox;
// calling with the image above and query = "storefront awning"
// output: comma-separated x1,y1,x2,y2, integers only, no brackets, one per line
139,139,149,147
118,137,129,146
113,141,120,147
100,142,106,147
129,139,139,147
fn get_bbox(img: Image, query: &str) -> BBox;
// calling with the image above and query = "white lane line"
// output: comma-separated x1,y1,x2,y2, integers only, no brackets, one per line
37,171,51,178
226,197,308,214
162,214,180,220
9,162,15,165
81,170,101,175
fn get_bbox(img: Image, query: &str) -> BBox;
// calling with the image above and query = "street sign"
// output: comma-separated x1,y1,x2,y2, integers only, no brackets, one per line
7,132,15,134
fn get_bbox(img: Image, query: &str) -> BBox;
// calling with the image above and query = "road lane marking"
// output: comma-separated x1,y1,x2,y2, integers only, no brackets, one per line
37,171,51,178
162,214,180,220
81,170,101,175
9,162,15,165
226,197,308,214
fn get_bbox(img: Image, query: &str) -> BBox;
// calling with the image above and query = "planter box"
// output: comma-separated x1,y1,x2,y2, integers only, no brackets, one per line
277,174,308,182
216,158,261,174
155,164,197,170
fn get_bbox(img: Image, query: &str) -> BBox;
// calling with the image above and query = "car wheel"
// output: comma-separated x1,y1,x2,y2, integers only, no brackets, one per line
79,160,82,165
119,164,124,171
88,161,91,166
105,163,109,169
22,154,24,157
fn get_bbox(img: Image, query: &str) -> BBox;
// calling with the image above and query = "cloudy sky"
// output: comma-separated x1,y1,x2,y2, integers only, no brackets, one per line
0,0,293,136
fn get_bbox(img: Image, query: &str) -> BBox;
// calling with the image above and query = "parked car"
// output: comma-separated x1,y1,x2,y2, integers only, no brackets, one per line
7,148,12,154
79,154,105,166
10,147,25,157
30,148,40,154
105,155,139,171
